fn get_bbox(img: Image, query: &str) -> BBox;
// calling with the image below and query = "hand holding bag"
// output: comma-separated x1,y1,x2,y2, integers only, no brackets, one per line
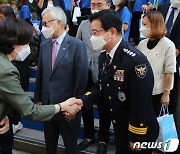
156,105,179,152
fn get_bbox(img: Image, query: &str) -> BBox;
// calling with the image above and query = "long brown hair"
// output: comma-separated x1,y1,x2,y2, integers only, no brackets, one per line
144,11,167,39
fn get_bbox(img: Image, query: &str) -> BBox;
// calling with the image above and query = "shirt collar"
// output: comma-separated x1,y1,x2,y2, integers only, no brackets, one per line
170,4,180,11
108,38,122,59
52,31,66,45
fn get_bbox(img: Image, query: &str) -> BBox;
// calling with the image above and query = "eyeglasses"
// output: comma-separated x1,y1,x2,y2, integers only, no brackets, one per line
91,29,104,35
42,19,57,27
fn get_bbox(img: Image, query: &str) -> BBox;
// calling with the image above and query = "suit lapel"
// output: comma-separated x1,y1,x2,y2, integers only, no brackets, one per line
51,34,70,74
164,3,170,18
171,13,180,33
47,41,53,75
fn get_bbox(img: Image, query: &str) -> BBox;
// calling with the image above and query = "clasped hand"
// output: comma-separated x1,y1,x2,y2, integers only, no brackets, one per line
0,116,10,134
61,97,83,121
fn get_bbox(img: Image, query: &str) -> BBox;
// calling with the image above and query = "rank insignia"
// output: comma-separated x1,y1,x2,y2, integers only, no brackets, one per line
135,64,147,78
113,70,124,81
85,91,91,96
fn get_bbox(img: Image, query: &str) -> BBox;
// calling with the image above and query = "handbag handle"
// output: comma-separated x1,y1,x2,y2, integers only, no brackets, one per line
159,105,169,117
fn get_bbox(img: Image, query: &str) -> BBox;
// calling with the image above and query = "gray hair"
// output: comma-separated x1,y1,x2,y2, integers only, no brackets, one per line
42,7,67,28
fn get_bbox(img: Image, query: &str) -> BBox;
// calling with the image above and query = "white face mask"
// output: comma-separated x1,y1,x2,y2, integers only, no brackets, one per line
15,45,31,61
140,25,151,38
170,0,180,9
91,9,100,14
41,26,54,39
90,32,110,51
112,0,123,6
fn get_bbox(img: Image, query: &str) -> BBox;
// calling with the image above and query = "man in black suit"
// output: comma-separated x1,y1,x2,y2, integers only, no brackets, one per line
158,0,180,114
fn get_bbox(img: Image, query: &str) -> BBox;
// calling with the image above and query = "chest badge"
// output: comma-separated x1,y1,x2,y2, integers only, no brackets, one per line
118,91,126,101
113,70,124,82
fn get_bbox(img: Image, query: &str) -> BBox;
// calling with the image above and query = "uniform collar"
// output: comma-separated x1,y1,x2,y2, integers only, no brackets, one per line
108,38,122,59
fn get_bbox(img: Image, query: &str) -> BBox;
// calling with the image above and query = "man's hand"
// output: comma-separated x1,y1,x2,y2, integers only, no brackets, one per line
0,116,10,134
69,98,83,107
61,98,83,115
129,141,141,151
61,98,83,121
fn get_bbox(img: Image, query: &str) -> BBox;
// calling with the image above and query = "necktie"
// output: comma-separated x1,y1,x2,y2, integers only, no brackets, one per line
104,54,111,68
166,7,176,37
52,40,57,69
105,54,111,66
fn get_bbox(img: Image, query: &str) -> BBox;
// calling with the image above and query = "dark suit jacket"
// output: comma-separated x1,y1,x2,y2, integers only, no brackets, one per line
158,2,180,67
35,33,88,110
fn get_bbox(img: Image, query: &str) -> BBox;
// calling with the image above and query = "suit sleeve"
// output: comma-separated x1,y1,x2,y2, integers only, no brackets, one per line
76,22,83,40
34,43,43,102
0,68,55,121
128,54,154,142
73,41,88,98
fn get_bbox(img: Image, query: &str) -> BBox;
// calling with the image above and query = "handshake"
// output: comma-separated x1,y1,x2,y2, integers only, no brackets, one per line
58,97,83,121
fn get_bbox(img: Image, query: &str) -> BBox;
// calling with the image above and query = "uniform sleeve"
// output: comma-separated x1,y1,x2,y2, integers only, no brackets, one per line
164,41,176,73
0,68,55,121
81,82,102,110
128,54,154,142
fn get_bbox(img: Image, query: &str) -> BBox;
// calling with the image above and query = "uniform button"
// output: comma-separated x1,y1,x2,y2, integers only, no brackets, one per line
113,120,116,124
107,83,109,87
110,109,112,112
109,96,111,100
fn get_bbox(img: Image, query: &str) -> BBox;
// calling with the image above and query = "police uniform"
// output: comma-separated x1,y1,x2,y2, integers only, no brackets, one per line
81,39,159,153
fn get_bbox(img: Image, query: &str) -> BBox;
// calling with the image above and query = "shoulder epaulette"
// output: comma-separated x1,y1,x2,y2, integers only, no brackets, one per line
123,48,136,57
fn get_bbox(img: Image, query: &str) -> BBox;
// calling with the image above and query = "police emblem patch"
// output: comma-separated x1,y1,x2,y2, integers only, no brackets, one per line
135,64,147,78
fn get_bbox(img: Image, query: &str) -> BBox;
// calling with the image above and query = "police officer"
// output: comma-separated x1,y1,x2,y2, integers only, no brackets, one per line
77,10,159,153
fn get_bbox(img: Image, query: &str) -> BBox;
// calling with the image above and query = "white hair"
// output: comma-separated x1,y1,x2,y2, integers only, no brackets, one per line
42,7,67,28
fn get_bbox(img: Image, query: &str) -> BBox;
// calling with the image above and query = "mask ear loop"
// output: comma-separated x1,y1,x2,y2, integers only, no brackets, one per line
19,46,23,49
14,48,19,54
103,30,114,44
